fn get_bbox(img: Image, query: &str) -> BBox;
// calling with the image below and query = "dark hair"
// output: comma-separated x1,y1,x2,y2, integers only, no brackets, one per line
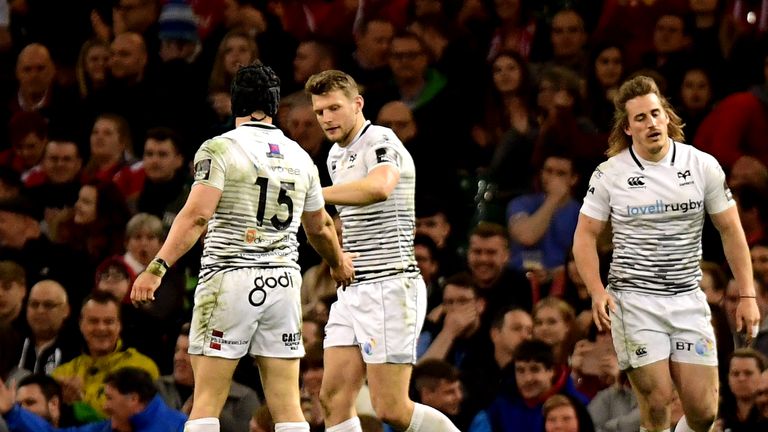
412,359,460,393
514,339,555,369
18,373,63,402
414,234,438,260
81,290,122,319
9,111,48,148
103,367,158,403
470,222,509,246
491,306,529,331
231,61,281,117
443,272,479,293
144,127,183,155
0,260,26,286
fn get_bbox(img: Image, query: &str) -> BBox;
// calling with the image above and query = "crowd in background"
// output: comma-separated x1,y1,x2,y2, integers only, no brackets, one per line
3,0,768,431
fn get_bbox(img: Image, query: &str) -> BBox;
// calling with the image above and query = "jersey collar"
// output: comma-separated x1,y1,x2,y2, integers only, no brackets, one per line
629,139,676,171
342,120,372,149
242,121,278,130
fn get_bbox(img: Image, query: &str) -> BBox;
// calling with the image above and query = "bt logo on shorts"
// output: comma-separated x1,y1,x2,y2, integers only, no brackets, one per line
626,199,703,217
248,271,295,307
674,338,714,357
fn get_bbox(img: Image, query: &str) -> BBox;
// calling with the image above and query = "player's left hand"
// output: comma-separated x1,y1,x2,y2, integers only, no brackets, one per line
736,296,761,345
330,251,357,289
130,272,161,307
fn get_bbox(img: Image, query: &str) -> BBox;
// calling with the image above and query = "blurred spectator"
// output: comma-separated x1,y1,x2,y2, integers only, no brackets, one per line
532,297,580,371
486,0,548,62
114,127,190,219
700,260,728,305
467,222,532,317
756,369,768,418
301,314,323,350
118,213,186,373
300,342,324,430
468,339,590,432
344,17,395,90
587,371,640,432
695,49,768,170
2,367,186,432
81,114,133,184
541,8,589,78
414,234,442,314
248,405,273,432
206,28,259,135
718,348,768,431
284,100,332,187
419,273,492,371
731,183,768,248
14,373,81,427
0,168,22,201
543,393,595,432
640,12,693,94
290,38,339,95
411,359,463,426
0,260,26,329
562,252,594,335
55,182,131,270
0,111,47,178
75,39,111,101
0,194,91,303
24,137,83,215
461,306,533,428
569,325,619,400
415,198,464,280
17,280,79,375
585,42,625,134
506,153,580,297
2,43,79,141
156,323,260,432
675,66,716,143
52,292,159,418
728,156,768,189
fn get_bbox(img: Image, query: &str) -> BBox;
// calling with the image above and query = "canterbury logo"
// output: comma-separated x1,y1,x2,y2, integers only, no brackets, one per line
627,176,645,186
677,170,691,180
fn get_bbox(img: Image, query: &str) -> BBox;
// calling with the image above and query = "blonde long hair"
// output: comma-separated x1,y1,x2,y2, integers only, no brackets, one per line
606,75,685,157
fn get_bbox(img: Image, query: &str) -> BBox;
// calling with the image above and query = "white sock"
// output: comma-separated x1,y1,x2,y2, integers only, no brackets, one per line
639,428,670,432
274,421,311,431
326,417,362,432
184,417,220,432
405,403,459,432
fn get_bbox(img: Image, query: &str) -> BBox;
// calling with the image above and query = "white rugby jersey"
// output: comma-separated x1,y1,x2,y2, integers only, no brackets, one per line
327,120,419,283
192,122,324,282
580,139,734,295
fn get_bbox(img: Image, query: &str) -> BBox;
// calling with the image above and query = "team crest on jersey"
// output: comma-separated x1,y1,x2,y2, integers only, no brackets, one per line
677,170,694,186
267,143,283,159
194,159,211,181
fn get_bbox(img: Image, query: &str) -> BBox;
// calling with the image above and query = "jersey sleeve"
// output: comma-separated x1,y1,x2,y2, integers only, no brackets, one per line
363,132,403,174
304,163,325,212
580,164,611,221
701,153,735,214
193,138,229,190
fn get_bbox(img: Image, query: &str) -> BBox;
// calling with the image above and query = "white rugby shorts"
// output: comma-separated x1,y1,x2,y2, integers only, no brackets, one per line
609,287,717,370
189,267,305,359
324,275,427,364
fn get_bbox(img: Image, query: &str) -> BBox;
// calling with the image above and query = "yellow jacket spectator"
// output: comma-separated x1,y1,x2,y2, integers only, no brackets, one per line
52,292,159,418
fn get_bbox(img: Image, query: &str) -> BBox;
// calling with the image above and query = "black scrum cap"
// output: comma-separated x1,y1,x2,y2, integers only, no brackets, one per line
231,61,281,118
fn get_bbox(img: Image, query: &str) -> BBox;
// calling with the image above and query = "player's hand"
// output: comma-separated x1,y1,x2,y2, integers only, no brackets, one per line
736,296,761,345
130,272,161,307
330,252,356,289
590,286,616,332
0,377,16,415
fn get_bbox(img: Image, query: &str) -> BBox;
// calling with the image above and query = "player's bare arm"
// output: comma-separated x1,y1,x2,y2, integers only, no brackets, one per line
573,213,614,331
301,208,355,287
710,206,761,342
322,164,399,206
131,184,222,305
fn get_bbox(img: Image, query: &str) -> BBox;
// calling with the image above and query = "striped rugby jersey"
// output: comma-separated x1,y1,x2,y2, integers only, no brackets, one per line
580,139,734,295
192,122,324,282
327,120,419,283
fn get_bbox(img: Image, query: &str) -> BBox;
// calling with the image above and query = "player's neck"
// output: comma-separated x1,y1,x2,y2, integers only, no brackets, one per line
339,115,367,147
